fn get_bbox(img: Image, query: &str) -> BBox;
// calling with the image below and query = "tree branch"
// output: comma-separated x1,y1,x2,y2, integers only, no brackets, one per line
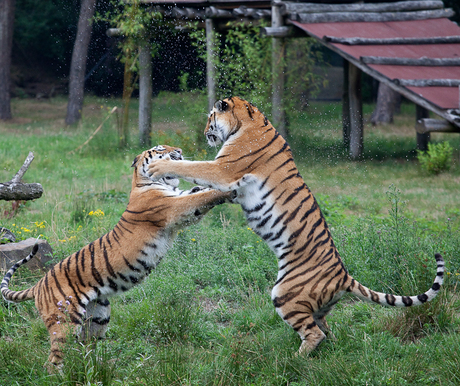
0,152,43,201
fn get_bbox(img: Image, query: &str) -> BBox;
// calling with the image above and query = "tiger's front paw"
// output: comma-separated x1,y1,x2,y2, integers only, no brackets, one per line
229,173,259,190
148,158,173,181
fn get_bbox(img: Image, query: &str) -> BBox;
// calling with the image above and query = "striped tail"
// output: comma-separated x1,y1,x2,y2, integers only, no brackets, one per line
1,244,39,303
348,253,444,307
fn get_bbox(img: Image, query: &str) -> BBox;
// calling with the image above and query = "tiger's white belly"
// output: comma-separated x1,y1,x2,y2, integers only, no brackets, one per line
235,178,291,279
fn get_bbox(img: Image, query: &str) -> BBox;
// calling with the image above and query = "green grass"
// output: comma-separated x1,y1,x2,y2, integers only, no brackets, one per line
0,93,459,385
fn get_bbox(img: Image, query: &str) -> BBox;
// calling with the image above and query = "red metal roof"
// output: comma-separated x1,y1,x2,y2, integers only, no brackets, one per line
291,18,460,110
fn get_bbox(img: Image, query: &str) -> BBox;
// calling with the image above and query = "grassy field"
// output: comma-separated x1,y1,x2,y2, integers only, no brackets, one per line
0,92,459,385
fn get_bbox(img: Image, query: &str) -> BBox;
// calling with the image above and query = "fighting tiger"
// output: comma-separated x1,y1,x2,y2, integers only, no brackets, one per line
1,145,232,369
147,96,445,355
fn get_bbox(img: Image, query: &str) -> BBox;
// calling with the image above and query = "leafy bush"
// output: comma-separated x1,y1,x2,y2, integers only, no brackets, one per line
417,141,453,174
189,22,324,117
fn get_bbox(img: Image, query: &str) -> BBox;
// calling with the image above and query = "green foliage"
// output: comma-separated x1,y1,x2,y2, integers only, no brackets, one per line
189,22,325,117
97,0,163,66
417,141,453,174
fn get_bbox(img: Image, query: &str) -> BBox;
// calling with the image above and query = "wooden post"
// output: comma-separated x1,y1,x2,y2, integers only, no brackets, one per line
348,63,363,159
342,60,350,148
271,3,287,138
206,18,216,112
139,40,152,148
416,105,430,151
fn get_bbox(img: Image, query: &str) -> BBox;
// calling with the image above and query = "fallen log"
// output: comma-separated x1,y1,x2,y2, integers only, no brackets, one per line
0,152,43,201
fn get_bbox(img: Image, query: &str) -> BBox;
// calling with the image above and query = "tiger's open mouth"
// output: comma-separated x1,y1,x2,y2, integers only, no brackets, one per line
206,132,219,146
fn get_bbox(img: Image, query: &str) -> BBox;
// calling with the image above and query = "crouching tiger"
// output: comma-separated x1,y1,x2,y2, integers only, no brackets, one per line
1,145,232,369
147,96,445,355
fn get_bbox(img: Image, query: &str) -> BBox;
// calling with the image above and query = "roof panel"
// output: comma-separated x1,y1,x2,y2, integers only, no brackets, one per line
292,18,460,110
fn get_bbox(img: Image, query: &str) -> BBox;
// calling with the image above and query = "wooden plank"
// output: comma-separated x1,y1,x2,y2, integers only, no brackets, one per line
293,9,455,24
361,57,460,66
348,63,363,159
279,1,444,14
394,79,460,87
416,118,460,134
324,35,460,45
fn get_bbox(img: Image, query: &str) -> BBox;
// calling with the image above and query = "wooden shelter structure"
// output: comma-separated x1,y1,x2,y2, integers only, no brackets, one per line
136,0,460,158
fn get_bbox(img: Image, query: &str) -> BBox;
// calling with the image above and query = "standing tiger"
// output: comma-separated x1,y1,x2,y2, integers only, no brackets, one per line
1,145,232,368
147,97,445,355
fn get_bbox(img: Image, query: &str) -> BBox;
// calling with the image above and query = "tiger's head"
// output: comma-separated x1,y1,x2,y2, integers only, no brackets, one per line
205,96,267,147
132,145,183,187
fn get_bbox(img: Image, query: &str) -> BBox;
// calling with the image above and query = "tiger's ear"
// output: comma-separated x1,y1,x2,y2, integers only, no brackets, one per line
215,100,229,112
131,155,139,167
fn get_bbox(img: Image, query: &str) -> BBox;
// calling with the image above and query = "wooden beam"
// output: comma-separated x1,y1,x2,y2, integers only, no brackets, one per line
324,35,460,46
205,6,233,19
416,106,430,150
342,60,351,148
172,7,205,20
394,79,460,87
233,6,271,19
106,28,121,37
260,26,304,37
361,57,460,66
206,18,217,112
348,63,363,160
416,118,460,134
279,1,444,15
138,41,152,147
271,4,287,138
292,9,454,24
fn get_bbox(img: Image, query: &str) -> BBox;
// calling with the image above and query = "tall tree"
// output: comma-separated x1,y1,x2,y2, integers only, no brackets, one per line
65,0,97,125
0,0,15,120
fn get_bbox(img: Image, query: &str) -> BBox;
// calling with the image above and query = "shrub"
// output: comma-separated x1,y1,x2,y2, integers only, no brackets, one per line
417,141,453,174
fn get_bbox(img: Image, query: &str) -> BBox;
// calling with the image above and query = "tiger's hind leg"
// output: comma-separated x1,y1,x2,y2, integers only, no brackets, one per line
45,316,82,373
314,316,336,341
312,293,343,341
297,315,327,355
81,298,111,341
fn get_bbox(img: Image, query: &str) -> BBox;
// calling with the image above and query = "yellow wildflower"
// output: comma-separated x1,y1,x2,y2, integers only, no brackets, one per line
88,209,104,217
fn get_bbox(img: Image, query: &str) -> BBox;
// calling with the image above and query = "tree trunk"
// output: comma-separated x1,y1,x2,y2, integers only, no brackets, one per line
0,0,15,120
370,82,401,125
65,0,97,125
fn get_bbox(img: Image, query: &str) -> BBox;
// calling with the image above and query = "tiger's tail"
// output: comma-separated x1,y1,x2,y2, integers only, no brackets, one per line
1,244,39,303
347,253,444,307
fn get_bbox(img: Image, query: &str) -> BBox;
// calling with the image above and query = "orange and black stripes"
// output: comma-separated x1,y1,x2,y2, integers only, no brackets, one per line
162,96,445,355
1,145,231,368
